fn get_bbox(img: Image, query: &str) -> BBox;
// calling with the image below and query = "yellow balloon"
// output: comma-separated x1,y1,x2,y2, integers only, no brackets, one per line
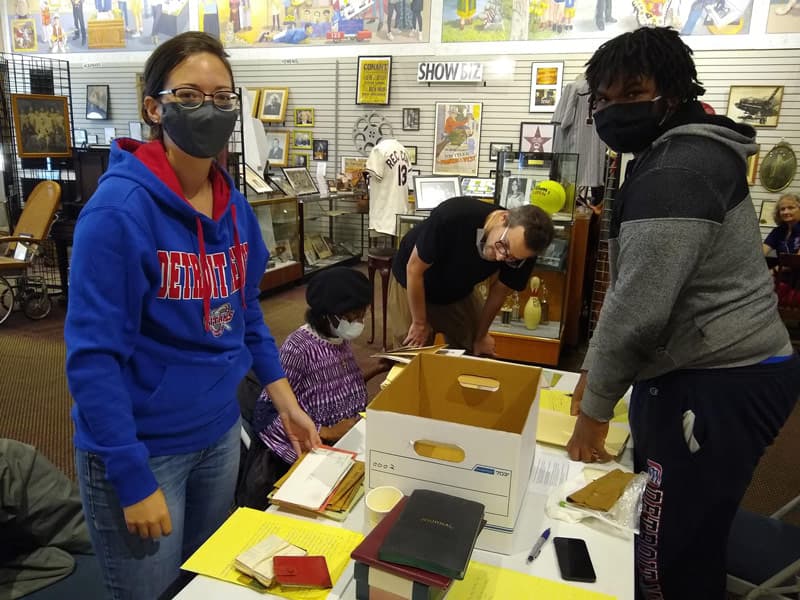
531,180,566,214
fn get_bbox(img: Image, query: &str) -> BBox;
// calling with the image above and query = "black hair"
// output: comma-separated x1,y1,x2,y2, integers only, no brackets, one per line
306,308,335,338
141,31,235,139
585,27,705,106
507,204,555,253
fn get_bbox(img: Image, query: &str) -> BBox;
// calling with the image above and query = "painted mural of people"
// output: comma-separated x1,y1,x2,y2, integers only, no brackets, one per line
71,0,87,45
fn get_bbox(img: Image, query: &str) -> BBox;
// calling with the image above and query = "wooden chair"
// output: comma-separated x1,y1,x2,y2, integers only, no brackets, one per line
0,181,61,324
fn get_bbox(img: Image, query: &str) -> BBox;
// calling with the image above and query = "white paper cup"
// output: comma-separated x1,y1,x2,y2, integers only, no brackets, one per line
364,485,404,533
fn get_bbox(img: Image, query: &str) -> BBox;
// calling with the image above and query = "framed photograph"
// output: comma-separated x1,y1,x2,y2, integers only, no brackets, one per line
406,145,417,165
128,121,143,140
272,239,294,262
310,234,332,259
356,56,392,105
244,88,260,117
11,94,71,158
267,170,293,197
87,133,99,145
294,108,314,127
529,62,563,113
86,84,109,120
292,130,313,150
282,166,319,196
414,176,461,211
747,146,760,186
291,153,309,168
265,130,290,168
73,129,88,146
408,168,421,191
519,122,556,153
727,86,783,128
10,18,38,52
304,237,318,266
759,200,777,226
403,107,420,131
245,164,273,194
489,142,513,161
500,176,535,209
258,87,289,123
313,139,329,161
433,102,482,176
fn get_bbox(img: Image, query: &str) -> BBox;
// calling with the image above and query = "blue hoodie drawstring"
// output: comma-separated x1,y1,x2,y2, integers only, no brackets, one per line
230,204,247,312
195,215,211,332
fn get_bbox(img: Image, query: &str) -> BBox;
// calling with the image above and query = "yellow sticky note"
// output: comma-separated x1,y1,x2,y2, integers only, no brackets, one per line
449,561,616,600
358,412,367,419
539,390,573,415
182,507,363,599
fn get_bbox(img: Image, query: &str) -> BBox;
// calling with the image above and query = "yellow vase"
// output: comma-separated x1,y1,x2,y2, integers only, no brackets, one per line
524,296,541,330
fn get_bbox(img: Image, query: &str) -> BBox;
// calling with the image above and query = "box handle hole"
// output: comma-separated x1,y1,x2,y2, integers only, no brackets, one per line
457,375,500,392
412,440,466,463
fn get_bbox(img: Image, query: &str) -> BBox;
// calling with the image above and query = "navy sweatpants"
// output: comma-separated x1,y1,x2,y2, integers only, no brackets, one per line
630,354,800,600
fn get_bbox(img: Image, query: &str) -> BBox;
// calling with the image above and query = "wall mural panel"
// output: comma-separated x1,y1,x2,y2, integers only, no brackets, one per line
5,0,430,53
442,0,756,42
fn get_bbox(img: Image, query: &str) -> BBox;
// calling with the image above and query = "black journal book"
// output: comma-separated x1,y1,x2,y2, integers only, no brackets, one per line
377,489,485,580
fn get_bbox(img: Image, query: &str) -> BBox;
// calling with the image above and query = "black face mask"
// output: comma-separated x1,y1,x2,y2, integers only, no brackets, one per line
593,97,668,154
161,101,239,159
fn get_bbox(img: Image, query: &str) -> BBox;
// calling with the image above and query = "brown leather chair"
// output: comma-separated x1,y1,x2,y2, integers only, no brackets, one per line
0,181,61,324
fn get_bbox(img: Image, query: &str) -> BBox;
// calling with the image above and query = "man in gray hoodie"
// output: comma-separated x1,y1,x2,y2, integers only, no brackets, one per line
566,27,800,599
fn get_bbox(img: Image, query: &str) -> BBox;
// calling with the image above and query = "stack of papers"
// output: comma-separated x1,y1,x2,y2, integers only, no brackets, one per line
371,344,465,365
269,447,364,520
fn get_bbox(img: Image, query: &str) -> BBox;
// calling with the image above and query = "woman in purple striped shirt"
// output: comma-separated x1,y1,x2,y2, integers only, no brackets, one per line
254,267,378,475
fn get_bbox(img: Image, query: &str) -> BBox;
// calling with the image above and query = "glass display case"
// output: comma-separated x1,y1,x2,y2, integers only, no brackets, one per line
248,195,303,292
395,213,427,246
488,151,588,366
300,192,366,275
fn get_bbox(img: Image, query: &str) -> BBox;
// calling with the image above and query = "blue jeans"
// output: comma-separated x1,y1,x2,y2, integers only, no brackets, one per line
75,419,241,600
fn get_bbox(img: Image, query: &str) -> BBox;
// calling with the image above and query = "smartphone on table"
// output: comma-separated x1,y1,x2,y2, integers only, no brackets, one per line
553,537,597,583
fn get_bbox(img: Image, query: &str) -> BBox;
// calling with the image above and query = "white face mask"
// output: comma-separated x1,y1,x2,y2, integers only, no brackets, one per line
332,318,364,340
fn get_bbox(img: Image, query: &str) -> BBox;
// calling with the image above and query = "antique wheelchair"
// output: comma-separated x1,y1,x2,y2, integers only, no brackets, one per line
0,180,61,325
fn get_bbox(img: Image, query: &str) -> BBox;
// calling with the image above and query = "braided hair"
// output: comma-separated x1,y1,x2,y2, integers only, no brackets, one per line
585,27,705,107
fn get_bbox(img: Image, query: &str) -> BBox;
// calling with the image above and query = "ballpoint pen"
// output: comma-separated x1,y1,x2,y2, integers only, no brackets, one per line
526,527,551,563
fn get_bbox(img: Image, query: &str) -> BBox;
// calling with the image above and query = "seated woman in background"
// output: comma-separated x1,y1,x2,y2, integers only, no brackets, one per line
254,267,383,478
764,193,800,256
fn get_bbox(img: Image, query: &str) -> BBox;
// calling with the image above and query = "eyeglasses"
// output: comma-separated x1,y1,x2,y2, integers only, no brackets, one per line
158,87,240,112
494,226,526,269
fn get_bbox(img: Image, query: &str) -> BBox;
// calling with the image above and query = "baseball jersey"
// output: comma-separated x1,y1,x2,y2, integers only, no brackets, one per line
366,139,411,236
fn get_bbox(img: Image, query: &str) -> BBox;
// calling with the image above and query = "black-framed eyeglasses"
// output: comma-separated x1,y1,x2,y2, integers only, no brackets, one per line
158,87,240,112
494,226,527,269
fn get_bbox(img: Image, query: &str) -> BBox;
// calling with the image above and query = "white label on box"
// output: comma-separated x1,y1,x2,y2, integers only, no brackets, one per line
368,449,513,518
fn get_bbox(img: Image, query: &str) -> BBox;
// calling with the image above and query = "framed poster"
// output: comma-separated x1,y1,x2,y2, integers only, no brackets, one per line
258,87,289,123
294,107,314,127
11,94,71,158
265,130,290,167
530,62,563,113
403,107,420,131
519,122,556,153
433,102,482,176
10,18,37,52
727,86,783,128
341,156,368,186
356,56,392,105
282,166,318,195
86,84,109,120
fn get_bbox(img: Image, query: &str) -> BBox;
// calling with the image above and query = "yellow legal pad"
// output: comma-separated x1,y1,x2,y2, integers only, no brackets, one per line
537,390,630,457
181,507,363,599
449,561,615,600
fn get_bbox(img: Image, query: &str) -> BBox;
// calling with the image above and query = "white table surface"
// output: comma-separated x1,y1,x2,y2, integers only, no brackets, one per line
176,369,635,600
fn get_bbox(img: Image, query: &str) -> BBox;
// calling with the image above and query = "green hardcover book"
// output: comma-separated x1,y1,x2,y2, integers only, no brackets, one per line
377,489,485,580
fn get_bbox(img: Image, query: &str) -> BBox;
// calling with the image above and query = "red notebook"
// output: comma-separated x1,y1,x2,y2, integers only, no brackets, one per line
273,555,333,589
350,497,451,589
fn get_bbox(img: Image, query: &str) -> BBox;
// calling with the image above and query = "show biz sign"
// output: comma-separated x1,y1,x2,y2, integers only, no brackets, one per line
417,62,484,83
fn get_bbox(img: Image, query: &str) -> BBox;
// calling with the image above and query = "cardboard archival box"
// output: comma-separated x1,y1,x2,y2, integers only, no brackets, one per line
366,354,542,554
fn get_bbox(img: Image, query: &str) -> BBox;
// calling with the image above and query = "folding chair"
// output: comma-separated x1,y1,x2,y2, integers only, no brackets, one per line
0,180,61,324
727,494,800,599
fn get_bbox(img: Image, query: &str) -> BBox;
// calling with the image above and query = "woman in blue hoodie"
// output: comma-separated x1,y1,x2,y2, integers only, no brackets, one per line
65,32,320,600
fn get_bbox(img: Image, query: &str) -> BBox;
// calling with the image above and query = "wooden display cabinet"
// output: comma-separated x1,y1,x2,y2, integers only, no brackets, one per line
249,195,303,292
